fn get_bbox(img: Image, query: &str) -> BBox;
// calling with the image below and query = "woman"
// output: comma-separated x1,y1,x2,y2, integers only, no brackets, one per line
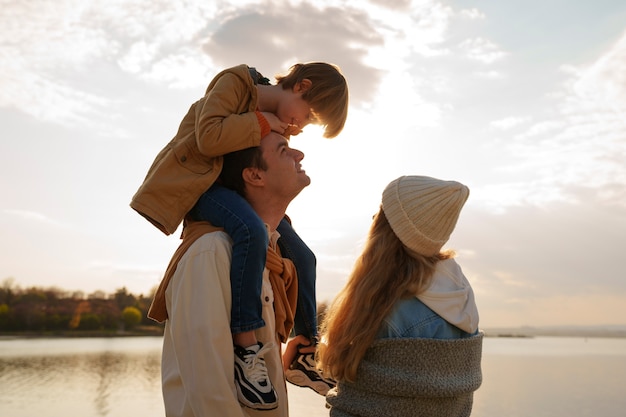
318,175,483,417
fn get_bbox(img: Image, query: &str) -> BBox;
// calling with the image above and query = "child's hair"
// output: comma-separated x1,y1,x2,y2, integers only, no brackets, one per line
317,208,454,382
276,62,349,138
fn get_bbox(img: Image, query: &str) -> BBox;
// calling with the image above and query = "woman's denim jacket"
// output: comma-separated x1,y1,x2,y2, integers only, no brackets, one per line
377,297,477,340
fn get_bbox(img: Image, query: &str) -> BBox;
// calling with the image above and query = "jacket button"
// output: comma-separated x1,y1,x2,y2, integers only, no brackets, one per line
180,156,187,162
265,296,270,302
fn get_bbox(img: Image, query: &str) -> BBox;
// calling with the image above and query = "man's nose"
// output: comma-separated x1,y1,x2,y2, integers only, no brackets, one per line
290,148,304,160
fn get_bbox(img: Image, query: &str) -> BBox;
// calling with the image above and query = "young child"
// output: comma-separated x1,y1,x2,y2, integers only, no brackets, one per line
133,63,349,409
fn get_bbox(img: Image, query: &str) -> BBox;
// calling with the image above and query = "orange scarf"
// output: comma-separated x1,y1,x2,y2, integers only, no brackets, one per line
266,243,298,343
147,221,298,342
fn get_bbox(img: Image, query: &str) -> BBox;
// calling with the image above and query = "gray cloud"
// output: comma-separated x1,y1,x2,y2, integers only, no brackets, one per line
456,195,626,302
202,3,385,105
368,0,413,10
0,0,390,122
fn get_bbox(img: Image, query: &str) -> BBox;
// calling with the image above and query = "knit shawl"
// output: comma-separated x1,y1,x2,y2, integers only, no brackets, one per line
326,333,483,417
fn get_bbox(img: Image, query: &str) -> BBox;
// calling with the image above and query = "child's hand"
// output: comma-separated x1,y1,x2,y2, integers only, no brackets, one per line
261,112,302,137
283,124,302,137
283,335,315,372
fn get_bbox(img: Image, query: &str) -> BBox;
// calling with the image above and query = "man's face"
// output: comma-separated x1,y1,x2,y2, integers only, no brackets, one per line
259,132,310,200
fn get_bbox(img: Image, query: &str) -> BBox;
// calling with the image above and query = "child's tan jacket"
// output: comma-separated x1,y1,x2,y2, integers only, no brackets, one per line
130,64,263,235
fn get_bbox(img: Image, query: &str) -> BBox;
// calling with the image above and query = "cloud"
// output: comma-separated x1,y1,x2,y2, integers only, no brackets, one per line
572,29,626,119
129,49,215,89
0,0,462,123
380,0,453,58
478,30,626,211
475,70,505,80
2,209,67,229
0,1,114,125
0,0,487,145
368,0,413,10
459,37,508,64
459,8,486,20
490,116,531,130
455,200,626,303
202,3,386,105
0,0,219,125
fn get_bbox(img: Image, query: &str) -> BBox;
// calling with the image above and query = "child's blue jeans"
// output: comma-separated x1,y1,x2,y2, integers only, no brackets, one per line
190,184,318,339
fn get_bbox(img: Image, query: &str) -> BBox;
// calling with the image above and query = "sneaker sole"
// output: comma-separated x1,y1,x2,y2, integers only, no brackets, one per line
234,364,278,410
235,383,278,410
285,369,332,396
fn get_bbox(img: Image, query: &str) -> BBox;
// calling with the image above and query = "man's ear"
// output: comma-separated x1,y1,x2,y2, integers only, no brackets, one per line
294,78,312,93
242,167,264,187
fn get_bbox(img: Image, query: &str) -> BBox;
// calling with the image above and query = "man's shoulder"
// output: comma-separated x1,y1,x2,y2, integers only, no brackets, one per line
184,230,233,258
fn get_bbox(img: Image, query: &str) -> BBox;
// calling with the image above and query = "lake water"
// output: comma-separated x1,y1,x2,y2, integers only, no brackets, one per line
1,336,625,417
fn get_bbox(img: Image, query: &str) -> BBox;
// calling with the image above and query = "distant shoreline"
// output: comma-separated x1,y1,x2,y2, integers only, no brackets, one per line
3,325,626,339
482,326,626,339
0,325,164,340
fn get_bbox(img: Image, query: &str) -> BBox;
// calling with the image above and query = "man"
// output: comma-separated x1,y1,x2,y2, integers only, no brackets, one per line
147,132,310,417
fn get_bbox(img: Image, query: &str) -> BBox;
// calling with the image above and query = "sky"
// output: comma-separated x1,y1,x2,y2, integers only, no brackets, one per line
1,0,625,328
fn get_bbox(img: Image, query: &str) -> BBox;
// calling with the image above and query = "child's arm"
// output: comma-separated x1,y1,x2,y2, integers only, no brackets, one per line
194,71,265,158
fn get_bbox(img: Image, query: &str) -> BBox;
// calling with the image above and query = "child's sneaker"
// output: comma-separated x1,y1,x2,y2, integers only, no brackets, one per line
234,342,278,410
285,349,336,396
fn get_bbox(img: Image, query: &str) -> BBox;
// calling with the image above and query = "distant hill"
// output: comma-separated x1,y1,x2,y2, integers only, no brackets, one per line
482,325,626,338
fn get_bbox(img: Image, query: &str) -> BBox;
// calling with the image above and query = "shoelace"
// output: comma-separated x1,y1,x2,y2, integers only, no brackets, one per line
243,342,275,383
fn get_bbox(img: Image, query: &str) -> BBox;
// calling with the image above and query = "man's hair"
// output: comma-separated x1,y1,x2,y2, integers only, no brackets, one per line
219,146,267,197
275,62,349,139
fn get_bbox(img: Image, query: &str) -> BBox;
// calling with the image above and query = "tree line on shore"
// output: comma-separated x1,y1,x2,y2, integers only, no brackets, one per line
0,277,332,336
0,278,162,334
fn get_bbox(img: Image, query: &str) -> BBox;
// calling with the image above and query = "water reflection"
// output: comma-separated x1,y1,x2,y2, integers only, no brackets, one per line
0,337,164,417
92,352,118,416
2,336,626,417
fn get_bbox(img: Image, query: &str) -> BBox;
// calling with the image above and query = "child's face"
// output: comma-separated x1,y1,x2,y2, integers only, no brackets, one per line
277,82,317,134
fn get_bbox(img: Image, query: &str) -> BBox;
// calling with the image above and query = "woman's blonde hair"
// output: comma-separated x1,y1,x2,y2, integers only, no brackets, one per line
317,208,453,382
276,62,349,139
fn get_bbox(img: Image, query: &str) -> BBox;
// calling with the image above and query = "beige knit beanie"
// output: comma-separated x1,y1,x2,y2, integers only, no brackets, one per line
381,175,469,256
